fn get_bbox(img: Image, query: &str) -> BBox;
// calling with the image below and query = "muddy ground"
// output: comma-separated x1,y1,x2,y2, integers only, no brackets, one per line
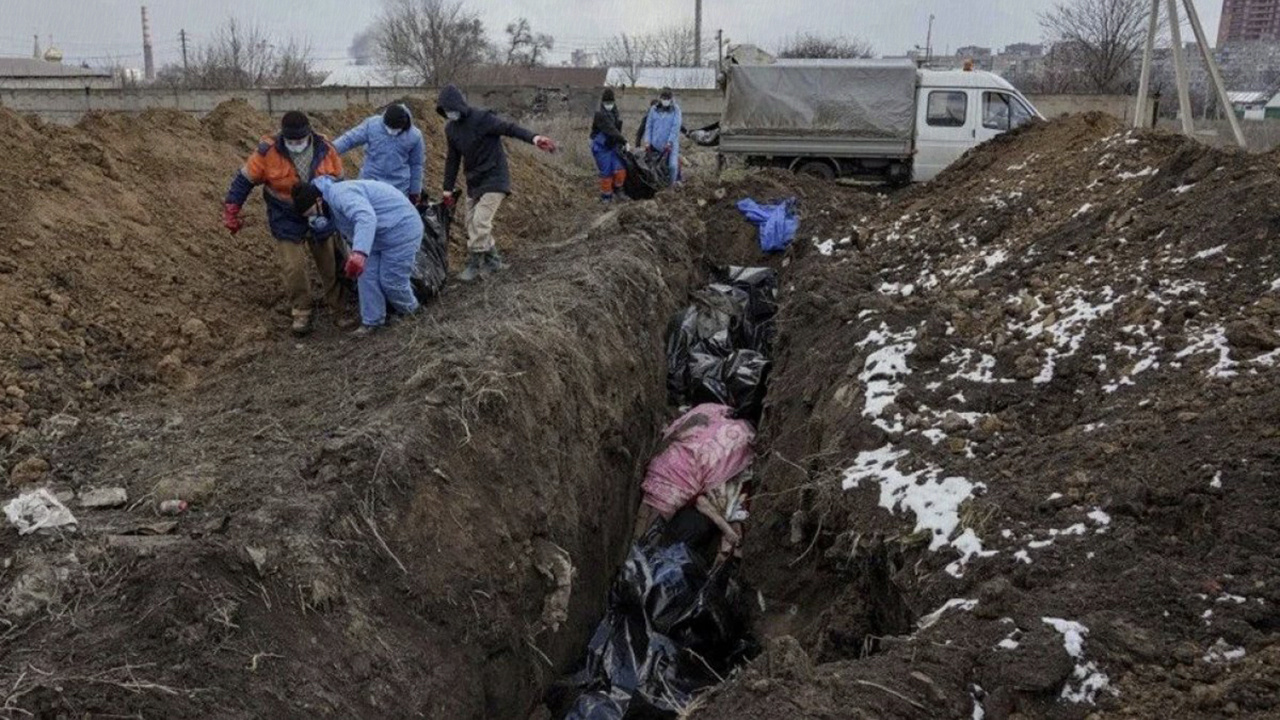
4,101,1279,720
693,114,1280,719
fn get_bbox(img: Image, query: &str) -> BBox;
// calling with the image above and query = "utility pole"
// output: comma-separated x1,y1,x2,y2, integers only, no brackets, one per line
1134,0,1159,128
717,29,724,69
141,6,155,82
926,14,935,65
1133,0,1245,149
180,29,189,80
695,0,703,66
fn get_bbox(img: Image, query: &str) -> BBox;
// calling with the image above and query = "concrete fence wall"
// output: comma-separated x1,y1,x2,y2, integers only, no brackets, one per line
1,86,1145,133
0,85,727,128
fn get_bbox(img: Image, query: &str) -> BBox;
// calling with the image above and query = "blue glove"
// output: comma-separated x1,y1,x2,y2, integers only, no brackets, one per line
308,215,331,234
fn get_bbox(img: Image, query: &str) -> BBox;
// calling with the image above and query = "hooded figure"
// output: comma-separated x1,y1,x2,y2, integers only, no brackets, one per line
223,110,348,336
293,177,423,335
333,103,427,203
590,88,628,202
436,84,557,282
643,87,683,187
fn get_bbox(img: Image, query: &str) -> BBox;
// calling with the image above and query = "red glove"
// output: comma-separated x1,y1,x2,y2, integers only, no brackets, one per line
441,193,456,210
344,251,367,279
222,203,243,234
408,193,421,206
534,135,557,153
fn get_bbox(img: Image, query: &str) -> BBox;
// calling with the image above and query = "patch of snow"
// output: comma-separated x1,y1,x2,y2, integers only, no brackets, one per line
972,685,986,720
812,238,835,256
1073,203,1094,217
918,598,978,630
1087,509,1111,527
1192,244,1226,260
998,638,1020,650
1210,471,1223,489
1047,492,1064,501
1014,550,1032,564
1028,539,1054,549
1082,422,1107,432
1172,183,1197,194
920,428,947,445
1176,326,1237,378
1117,166,1156,180
1270,277,1280,293
1203,639,1247,664
1043,618,1111,704
842,446,986,568
1217,593,1247,604
879,282,916,297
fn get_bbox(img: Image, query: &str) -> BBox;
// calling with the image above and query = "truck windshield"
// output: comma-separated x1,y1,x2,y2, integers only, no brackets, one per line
983,92,1034,131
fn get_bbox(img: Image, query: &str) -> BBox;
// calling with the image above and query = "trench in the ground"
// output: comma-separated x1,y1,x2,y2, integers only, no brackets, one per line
539,208,922,718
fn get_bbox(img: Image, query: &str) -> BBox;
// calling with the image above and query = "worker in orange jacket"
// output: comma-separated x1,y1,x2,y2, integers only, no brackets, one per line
222,111,349,336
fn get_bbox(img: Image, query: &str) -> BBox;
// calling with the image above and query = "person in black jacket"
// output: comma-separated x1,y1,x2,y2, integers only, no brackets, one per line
436,84,558,282
590,88,628,203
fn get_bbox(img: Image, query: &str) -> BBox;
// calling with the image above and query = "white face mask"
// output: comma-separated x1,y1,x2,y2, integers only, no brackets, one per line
285,139,310,154
445,111,462,122
386,124,404,136
660,99,672,108
603,103,616,111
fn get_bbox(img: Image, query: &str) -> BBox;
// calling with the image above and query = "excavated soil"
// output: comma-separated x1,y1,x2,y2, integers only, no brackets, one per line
7,101,1280,720
693,113,1280,719
0,99,592,453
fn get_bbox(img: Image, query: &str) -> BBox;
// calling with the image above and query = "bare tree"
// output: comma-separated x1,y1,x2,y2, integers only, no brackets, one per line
349,28,379,66
194,18,277,89
777,33,875,60
275,38,322,87
599,33,652,86
647,24,714,67
1039,0,1153,93
375,0,492,86
504,17,554,67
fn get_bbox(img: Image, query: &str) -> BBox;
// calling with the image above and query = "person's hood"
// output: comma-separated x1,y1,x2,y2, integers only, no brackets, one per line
436,85,470,119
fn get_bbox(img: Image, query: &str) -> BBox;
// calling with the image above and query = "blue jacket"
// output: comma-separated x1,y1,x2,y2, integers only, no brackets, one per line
313,177,422,256
644,102,683,153
436,85,537,198
334,107,426,196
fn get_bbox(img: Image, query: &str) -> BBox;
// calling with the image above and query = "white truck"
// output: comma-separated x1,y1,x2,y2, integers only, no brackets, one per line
718,59,1041,183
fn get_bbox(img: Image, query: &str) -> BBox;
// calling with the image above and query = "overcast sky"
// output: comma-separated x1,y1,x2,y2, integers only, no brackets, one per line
3,0,1224,70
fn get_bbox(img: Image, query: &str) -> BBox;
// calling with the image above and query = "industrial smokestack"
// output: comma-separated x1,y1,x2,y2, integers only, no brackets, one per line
695,0,703,66
32,34,40,60
141,6,155,81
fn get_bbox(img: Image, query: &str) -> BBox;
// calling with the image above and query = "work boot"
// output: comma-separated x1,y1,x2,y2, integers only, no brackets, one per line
600,194,614,204
458,253,484,283
483,250,508,274
290,312,314,337
334,314,359,330
351,325,381,338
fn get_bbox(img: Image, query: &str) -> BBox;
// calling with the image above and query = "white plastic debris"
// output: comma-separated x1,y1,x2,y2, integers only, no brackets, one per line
4,489,79,535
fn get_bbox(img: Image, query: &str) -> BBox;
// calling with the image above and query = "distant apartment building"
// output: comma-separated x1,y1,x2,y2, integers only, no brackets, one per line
1219,0,1280,44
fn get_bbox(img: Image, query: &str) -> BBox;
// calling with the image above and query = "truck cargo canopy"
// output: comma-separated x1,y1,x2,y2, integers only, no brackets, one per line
722,59,918,140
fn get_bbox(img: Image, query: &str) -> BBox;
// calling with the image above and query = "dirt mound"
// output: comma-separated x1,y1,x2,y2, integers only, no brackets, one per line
695,115,1280,719
0,98,598,465
0,201,710,718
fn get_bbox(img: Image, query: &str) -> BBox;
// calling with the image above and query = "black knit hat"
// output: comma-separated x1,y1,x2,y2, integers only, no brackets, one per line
281,110,311,140
659,87,673,100
601,88,615,103
291,182,324,215
383,104,411,130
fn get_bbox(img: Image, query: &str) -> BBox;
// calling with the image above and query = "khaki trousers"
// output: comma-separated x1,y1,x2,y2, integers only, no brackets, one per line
275,237,342,318
464,192,506,253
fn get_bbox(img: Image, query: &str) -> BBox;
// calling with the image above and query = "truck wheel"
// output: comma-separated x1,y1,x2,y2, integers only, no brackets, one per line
794,160,836,180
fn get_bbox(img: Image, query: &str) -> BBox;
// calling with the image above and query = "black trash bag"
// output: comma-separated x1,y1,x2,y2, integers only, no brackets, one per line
558,529,756,720
411,201,450,303
643,148,673,188
664,287,750,400
622,150,663,201
710,266,779,353
688,122,720,147
686,350,771,423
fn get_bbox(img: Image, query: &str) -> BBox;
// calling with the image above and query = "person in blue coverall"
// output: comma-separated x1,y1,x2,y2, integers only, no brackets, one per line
292,177,423,336
333,104,427,204
643,87,682,186
590,88,628,202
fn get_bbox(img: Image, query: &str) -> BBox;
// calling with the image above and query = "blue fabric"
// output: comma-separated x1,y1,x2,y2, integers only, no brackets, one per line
315,177,423,257
644,104,682,186
357,241,420,327
334,109,426,195
737,198,799,253
437,85,538,199
591,134,624,178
